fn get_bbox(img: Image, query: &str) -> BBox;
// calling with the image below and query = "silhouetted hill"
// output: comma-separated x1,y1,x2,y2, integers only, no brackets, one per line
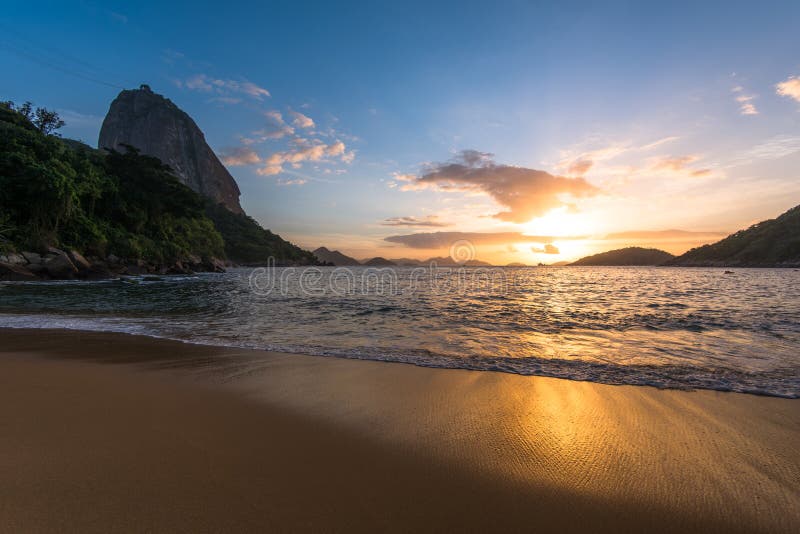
313,247,361,266
569,247,674,266
363,257,397,266
205,203,318,265
362,256,397,267
667,205,800,267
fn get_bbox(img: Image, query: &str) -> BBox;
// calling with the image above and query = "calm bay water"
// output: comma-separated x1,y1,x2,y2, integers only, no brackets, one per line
1,266,798,397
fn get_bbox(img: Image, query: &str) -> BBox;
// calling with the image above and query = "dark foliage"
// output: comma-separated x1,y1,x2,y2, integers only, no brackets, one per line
0,102,223,261
204,202,318,265
569,247,675,266
668,206,800,266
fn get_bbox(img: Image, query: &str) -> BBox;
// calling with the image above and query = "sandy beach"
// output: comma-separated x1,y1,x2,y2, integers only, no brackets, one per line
0,328,798,533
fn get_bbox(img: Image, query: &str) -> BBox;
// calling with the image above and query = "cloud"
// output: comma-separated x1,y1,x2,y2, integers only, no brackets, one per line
258,140,351,176
531,243,560,254
241,111,295,144
209,96,242,105
277,177,307,186
381,216,448,227
566,159,593,176
384,229,726,252
557,143,630,177
732,86,759,115
651,155,711,177
183,74,270,100
220,147,261,166
396,150,599,223
384,231,575,249
107,11,128,24
776,76,800,104
727,135,800,166
56,109,103,127
240,81,271,99
288,109,315,129
640,136,680,150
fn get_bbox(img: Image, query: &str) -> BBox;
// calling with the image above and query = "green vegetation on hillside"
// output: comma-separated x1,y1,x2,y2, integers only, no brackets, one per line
0,101,316,266
668,205,800,266
204,202,317,265
569,247,674,266
0,101,222,262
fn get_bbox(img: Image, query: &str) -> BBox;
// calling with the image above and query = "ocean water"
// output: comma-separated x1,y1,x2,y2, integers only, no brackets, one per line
1,266,798,397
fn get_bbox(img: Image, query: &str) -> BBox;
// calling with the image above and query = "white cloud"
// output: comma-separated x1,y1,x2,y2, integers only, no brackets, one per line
727,135,800,167
640,136,681,150
776,76,800,104
277,177,307,186
220,147,261,166
732,86,759,116
183,74,270,100
258,140,351,176
288,109,315,129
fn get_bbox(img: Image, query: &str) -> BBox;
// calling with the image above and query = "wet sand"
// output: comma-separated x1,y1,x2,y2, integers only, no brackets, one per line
0,328,798,533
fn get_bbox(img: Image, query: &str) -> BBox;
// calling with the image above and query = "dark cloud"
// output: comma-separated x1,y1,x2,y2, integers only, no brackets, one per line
381,216,448,227
384,229,727,252
384,231,575,249
404,150,599,223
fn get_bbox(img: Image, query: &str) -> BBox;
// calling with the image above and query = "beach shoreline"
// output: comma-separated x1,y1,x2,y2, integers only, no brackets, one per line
1,327,798,533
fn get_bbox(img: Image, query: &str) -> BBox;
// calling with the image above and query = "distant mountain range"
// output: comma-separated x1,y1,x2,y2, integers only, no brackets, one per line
312,248,493,267
569,247,675,266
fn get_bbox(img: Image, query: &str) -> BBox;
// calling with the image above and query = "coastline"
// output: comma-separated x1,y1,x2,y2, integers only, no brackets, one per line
1,328,799,533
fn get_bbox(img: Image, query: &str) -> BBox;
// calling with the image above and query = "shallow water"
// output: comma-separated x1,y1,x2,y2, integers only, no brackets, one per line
1,266,798,397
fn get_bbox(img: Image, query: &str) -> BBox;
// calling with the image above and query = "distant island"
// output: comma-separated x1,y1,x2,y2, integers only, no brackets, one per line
569,247,675,266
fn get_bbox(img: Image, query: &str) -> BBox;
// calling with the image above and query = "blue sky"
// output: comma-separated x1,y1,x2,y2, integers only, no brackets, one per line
2,0,800,262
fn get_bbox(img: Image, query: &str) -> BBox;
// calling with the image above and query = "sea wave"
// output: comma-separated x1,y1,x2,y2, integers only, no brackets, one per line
1,312,797,398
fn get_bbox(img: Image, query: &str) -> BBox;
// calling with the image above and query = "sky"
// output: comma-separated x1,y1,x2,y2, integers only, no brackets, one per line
2,0,800,264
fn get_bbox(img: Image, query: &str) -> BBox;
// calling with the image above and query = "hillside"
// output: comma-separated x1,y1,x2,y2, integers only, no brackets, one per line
569,247,674,266
312,247,361,266
0,101,316,278
362,257,397,266
667,205,800,267
205,203,317,265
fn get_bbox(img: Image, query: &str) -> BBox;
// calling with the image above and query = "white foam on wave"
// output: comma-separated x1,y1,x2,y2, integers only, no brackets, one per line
1,312,797,399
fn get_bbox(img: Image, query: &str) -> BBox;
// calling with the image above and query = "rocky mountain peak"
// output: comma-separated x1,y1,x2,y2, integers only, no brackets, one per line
98,86,243,214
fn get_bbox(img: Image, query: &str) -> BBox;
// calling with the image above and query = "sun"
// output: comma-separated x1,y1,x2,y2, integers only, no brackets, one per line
521,207,595,238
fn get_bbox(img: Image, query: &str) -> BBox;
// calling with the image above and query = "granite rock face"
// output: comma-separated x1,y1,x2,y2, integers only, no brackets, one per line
98,85,243,214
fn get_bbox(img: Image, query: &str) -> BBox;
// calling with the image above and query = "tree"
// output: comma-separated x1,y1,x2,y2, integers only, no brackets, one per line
3,100,64,135
33,107,65,135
